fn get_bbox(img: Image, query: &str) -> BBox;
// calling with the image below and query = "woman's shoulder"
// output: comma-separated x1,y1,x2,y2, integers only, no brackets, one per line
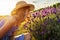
0,15,11,20
3,15,15,21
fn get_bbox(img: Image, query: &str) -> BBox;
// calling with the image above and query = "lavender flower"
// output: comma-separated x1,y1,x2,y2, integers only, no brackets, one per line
57,19,60,23
52,8,57,14
15,3,60,40
41,31,45,35
32,13,36,18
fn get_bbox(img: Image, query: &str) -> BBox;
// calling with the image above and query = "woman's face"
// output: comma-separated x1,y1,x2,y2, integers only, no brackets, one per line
16,7,30,22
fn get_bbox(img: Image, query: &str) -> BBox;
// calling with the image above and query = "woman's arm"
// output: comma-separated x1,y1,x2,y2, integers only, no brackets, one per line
0,17,16,38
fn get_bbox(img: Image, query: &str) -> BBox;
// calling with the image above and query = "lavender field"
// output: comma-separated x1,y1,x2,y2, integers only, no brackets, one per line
15,3,60,40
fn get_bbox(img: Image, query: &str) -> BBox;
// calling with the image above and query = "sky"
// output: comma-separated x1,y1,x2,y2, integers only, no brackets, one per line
0,0,60,15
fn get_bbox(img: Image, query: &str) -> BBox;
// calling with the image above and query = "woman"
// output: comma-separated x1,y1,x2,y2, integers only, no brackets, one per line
0,1,35,40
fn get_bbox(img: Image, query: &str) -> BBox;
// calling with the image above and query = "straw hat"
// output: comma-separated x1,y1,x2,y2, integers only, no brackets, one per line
11,1,35,15
15,1,35,11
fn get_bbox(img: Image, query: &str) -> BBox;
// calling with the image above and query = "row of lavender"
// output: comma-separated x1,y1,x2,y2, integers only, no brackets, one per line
22,3,60,40
15,3,60,40
32,3,60,18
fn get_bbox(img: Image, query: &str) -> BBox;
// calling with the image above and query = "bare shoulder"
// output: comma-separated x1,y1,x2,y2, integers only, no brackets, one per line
3,15,16,23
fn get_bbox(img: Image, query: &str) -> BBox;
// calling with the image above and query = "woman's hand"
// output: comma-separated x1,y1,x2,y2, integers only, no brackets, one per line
24,33,31,40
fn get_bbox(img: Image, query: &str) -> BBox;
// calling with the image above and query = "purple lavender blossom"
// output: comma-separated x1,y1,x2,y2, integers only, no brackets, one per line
52,8,57,14
57,19,60,23
32,13,36,18
32,11,40,18
41,31,44,34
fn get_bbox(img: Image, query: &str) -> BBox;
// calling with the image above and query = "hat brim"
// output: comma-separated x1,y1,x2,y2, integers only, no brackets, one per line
15,4,35,11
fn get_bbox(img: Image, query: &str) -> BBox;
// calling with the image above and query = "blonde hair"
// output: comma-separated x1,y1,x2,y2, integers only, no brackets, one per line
11,6,30,16
11,9,17,16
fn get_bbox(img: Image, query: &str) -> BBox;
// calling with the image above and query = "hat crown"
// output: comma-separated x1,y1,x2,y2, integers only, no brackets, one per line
14,1,34,11
16,1,27,7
